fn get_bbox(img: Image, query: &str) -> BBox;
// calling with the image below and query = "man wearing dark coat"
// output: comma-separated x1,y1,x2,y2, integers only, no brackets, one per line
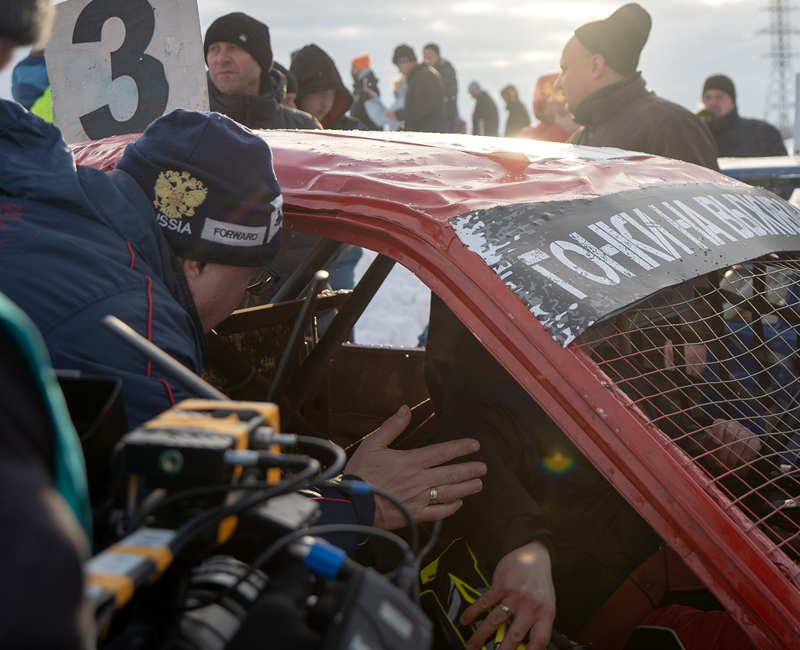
701,74,787,158
469,81,500,137
424,43,460,133
388,44,447,133
500,84,532,137
556,4,718,171
204,13,320,130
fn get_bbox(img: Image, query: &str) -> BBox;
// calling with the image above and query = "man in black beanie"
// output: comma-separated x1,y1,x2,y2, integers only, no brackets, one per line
387,43,446,133
555,3,718,170
204,12,320,130
701,74,787,158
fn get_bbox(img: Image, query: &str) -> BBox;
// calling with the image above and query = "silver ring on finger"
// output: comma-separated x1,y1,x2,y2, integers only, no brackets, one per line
429,486,439,505
497,603,511,617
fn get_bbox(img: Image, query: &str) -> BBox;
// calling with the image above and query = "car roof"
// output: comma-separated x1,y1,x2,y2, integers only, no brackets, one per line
74,129,729,215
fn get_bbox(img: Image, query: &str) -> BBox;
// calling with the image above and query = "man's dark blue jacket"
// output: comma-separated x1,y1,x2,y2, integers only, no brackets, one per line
0,100,204,429
0,101,376,545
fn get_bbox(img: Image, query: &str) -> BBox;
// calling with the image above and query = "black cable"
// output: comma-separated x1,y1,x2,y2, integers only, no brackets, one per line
170,459,321,555
127,481,280,533
128,436,344,533
171,436,347,552
254,525,416,590
295,435,347,483
178,524,415,613
330,479,419,555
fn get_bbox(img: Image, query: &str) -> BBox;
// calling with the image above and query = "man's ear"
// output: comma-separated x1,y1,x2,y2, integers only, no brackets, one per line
178,258,204,298
590,53,606,79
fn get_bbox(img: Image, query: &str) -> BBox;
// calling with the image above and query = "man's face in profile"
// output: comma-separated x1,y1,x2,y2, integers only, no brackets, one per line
207,41,262,97
555,35,596,113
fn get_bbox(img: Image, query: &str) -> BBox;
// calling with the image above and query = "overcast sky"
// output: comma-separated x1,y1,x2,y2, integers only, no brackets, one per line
0,0,793,134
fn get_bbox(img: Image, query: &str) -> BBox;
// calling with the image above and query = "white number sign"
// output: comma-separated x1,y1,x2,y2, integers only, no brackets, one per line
47,0,209,144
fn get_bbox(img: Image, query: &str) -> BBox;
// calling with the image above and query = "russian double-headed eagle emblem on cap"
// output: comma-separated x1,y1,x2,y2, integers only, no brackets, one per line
154,171,208,220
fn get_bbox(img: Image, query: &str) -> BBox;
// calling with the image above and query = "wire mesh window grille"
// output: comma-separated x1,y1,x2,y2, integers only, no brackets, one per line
572,252,800,587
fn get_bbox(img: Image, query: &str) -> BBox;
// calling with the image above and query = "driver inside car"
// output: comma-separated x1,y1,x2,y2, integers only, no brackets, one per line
420,293,761,650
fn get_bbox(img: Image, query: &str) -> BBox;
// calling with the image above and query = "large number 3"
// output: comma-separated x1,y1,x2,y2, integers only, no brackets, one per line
73,0,169,139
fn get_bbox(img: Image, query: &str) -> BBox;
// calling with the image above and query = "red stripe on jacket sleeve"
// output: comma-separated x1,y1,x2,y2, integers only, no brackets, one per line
159,379,176,406
125,241,135,269
145,276,153,377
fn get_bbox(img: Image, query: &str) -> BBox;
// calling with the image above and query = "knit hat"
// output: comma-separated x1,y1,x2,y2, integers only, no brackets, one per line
351,55,370,72
273,61,298,96
703,74,736,103
392,44,416,65
423,43,440,55
468,81,481,94
117,110,282,267
574,3,651,76
204,13,273,74
290,44,353,127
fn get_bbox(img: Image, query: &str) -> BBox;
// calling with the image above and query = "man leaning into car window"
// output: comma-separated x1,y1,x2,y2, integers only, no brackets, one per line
1,102,485,553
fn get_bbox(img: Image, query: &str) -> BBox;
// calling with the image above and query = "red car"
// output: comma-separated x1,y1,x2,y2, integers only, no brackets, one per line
75,130,800,649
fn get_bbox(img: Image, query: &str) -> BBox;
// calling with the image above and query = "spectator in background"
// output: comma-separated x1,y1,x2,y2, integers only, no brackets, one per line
288,45,365,291
11,48,53,121
272,61,298,109
423,43,459,133
11,48,47,108
363,73,406,131
500,84,531,137
519,72,578,142
292,43,362,130
468,81,499,137
350,54,380,130
555,3,718,170
204,13,320,130
701,74,787,158
387,44,446,133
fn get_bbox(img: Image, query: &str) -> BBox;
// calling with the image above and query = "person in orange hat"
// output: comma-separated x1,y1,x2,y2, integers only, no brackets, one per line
350,53,381,130
519,72,578,143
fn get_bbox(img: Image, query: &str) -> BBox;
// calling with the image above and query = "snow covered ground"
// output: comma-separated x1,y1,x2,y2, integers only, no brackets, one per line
352,248,430,348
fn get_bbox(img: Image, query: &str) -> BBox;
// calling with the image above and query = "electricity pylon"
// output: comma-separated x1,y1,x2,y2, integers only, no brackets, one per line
762,0,797,139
